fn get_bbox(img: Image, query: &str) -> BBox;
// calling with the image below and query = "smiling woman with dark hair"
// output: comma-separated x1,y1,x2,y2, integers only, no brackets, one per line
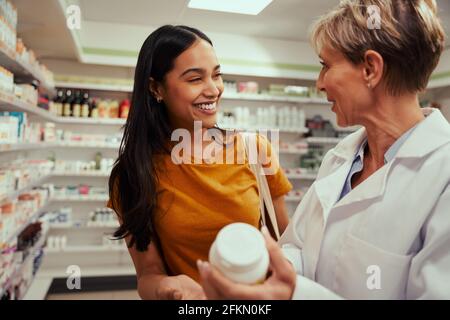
199,0,450,300
107,25,292,299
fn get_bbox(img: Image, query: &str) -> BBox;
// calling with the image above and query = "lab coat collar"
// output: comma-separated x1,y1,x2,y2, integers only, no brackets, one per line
395,108,450,159
331,127,367,161
315,108,450,217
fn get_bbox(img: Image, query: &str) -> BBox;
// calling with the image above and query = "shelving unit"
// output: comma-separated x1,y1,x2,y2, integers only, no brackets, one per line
54,80,332,105
1,200,50,246
45,245,126,253
0,227,49,298
50,223,118,229
51,195,109,202
0,42,55,95
0,89,125,125
52,171,111,177
0,175,52,203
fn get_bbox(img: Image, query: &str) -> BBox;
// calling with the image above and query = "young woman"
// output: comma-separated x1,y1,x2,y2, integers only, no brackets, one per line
107,25,292,300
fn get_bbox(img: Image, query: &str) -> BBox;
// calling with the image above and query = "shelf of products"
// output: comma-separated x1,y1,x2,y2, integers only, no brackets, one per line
55,81,133,93
0,90,54,121
0,222,48,299
1,200,50,247
45,233,126,253
221,92,329,104
0,160,54,203
0,89,128,125
51,170,111,177
0,0,55,96
54,80,331,105
51,195,109,202
45,245,126,254
46,207,117,229
0,42,55,95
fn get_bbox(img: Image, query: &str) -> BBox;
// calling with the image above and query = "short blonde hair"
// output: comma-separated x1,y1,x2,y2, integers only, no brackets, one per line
311,0,446,95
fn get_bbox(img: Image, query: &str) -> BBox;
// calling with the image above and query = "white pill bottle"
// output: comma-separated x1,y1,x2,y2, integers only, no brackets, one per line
209,222,269,284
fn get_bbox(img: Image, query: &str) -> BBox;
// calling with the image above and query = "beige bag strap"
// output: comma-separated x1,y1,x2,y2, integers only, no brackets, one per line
241,132,280,239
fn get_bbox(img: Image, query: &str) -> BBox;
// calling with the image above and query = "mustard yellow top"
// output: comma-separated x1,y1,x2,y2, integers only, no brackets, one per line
110,133,292,282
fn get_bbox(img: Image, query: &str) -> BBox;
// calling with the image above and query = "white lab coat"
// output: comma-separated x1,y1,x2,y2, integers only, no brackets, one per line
280,108,450,299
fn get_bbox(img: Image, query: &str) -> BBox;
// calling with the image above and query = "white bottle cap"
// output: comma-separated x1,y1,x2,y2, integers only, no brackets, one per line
209,223,269,284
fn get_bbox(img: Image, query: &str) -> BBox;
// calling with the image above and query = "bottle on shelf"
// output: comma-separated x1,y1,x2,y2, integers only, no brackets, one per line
119,99,130,119
72,91,82,118
98,99,108,118
90,98,98,118
53,90,64,117
62,89,72,117
81,92,90,118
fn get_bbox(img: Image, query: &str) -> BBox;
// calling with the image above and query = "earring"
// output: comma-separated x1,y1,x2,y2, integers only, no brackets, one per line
367,83,372,89
156,97,162,103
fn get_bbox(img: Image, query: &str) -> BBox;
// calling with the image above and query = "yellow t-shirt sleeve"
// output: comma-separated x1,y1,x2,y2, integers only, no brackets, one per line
257,134,293,199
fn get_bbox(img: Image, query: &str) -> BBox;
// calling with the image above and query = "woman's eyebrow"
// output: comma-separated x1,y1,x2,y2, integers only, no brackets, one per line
179,65,221,78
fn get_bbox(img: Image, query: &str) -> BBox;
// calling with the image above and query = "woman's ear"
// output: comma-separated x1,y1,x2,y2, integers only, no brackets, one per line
149,77,163,102
363,50,384,89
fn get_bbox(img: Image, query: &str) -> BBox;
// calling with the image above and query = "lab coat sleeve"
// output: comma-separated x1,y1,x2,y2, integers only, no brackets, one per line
407,183,450,299
279,205,305,275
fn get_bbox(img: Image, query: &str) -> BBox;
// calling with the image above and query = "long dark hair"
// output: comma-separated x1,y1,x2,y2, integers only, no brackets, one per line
109,25,213,252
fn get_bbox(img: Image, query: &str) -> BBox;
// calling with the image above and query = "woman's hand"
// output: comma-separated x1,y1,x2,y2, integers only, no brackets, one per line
197,226,296,300
156,274,206,300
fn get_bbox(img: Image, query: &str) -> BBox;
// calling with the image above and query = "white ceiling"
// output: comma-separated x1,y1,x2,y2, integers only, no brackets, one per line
10,0,450,62
79,0,338,42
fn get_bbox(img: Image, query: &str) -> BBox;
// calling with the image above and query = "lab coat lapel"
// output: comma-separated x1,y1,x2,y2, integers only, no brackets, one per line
334,108,450,209
314,128,367,223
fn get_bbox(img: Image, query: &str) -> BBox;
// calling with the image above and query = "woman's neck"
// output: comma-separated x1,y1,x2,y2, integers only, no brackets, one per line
361,93,424,166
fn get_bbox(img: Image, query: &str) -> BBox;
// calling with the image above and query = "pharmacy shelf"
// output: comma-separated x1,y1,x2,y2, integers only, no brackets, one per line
0,42,56,95
50,223,118,229
0,90,56,121
55,117,125,125
56,81,133,93
0,229,48,298
0,174,51,204
0,141,119,152
45,245,126,253
222,92,330,104
0,90,125,125
1,201,50,246
0,142,57,153
222,126,309,134
54,81,331,105
52,171,111,177
51,195,109,202
55,141,120,149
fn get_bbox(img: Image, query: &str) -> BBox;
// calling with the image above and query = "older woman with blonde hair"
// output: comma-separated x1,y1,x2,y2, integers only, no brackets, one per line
198,0,450,299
